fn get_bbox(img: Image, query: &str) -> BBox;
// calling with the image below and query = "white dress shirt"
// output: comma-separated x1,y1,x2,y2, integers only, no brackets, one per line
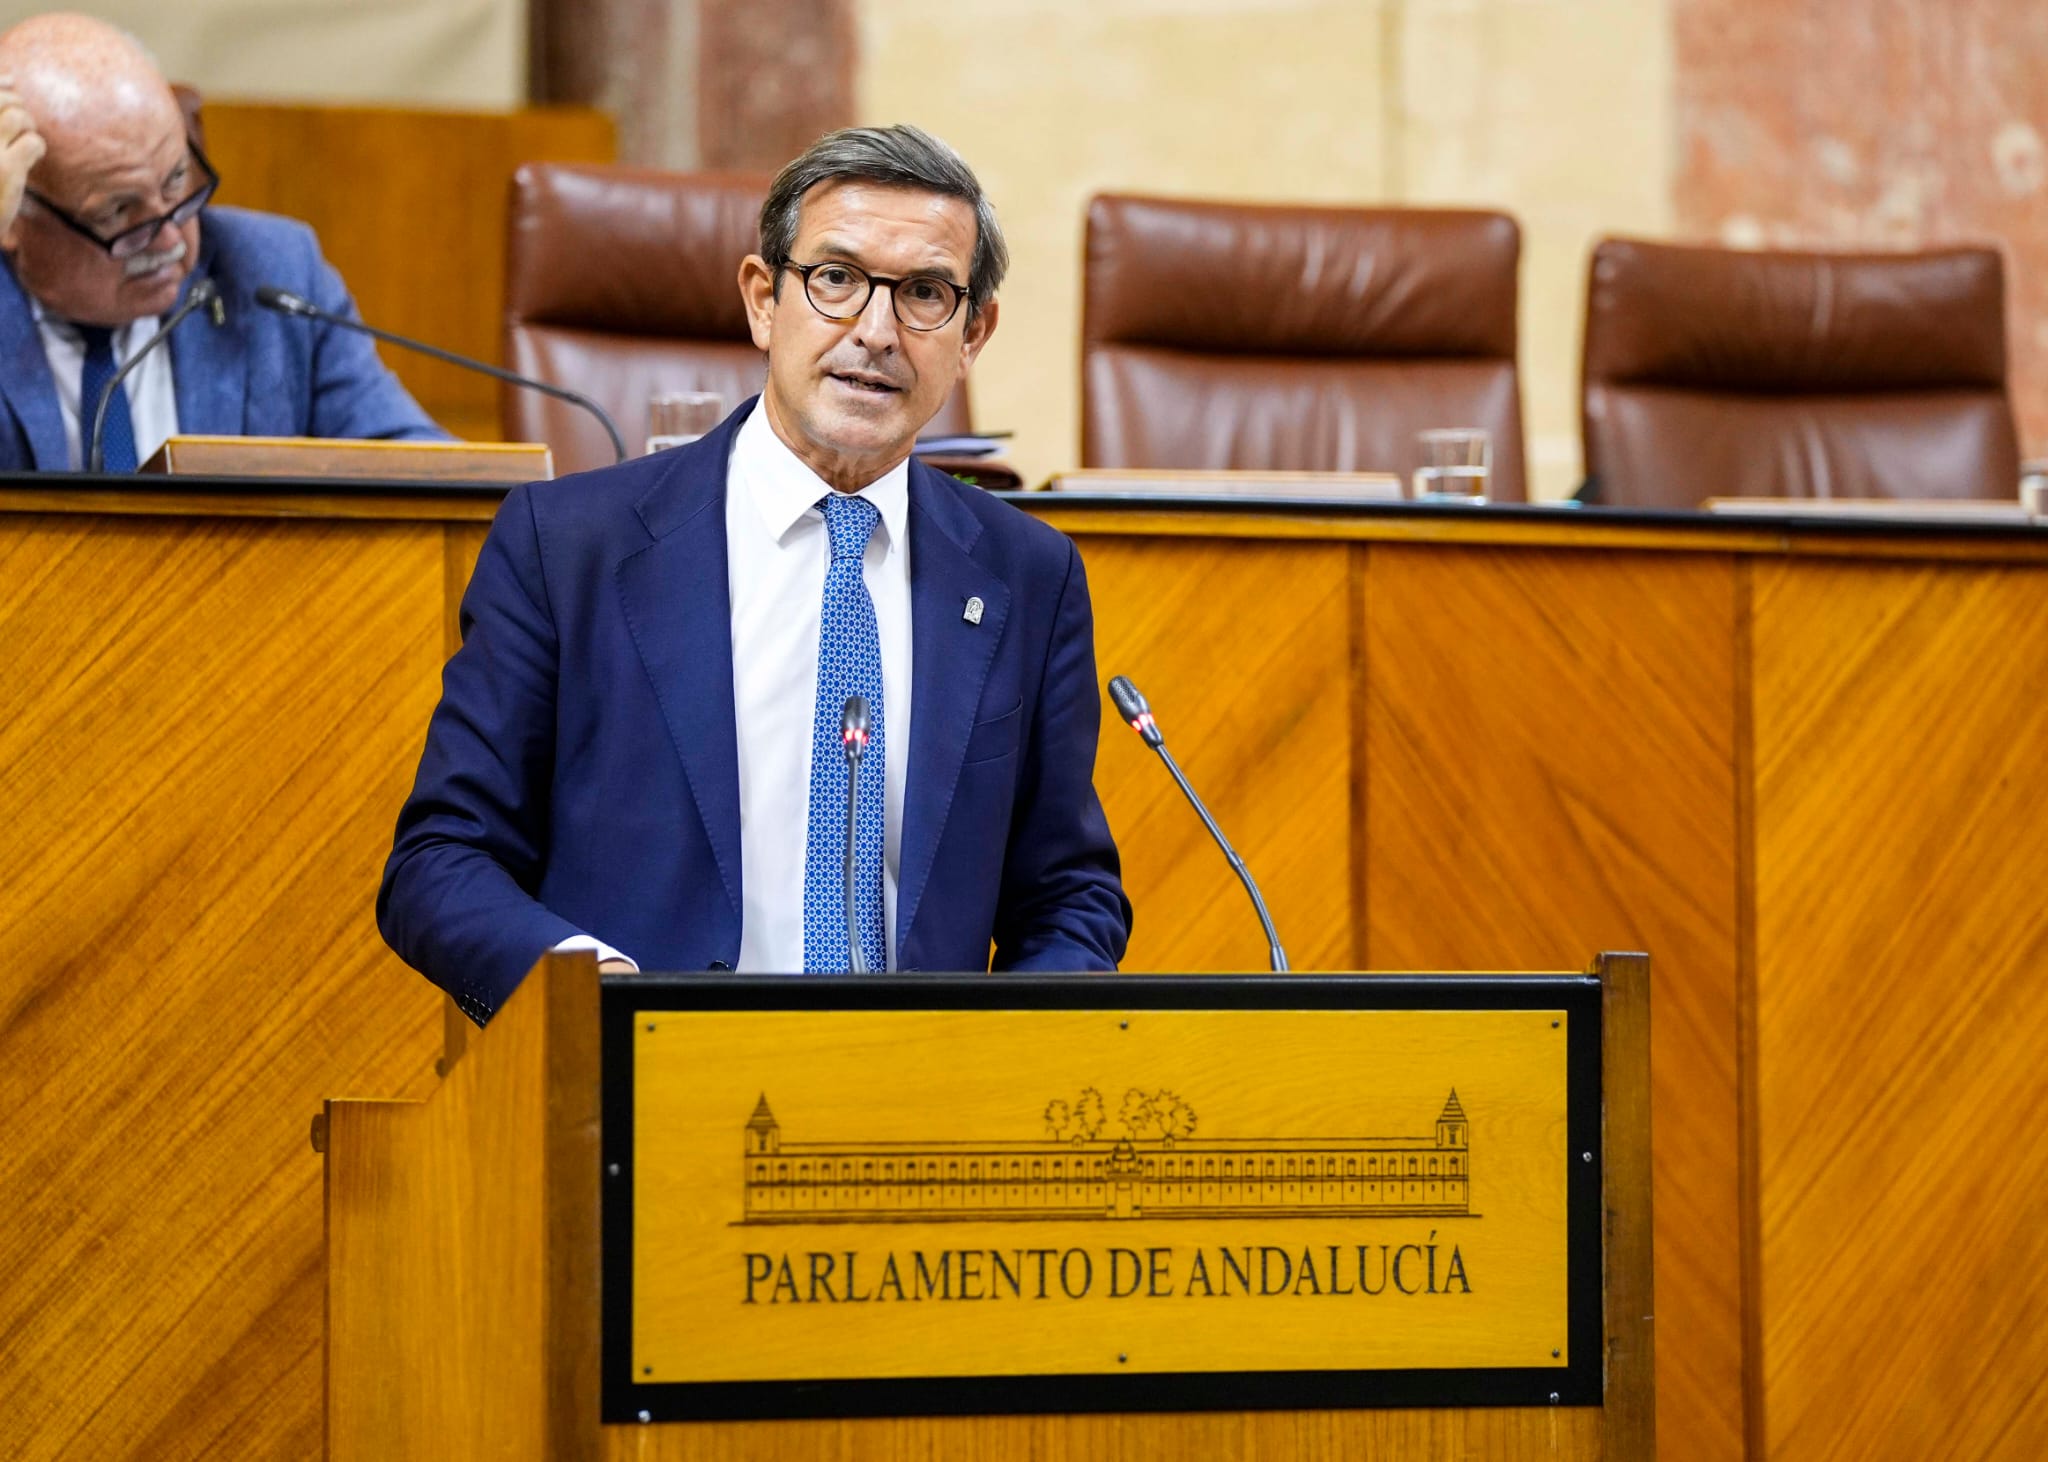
30,301,180,470
560,400,914,973
728,401,913,971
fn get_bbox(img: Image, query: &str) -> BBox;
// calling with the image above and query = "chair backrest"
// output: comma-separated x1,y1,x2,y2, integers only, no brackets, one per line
505,162,970,477
172,83,204,147
1581,239,2020,507
1081,194,1526,500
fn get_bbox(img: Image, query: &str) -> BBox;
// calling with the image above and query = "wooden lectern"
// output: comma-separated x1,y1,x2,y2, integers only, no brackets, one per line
320,954,1652,1459
140,434,554,482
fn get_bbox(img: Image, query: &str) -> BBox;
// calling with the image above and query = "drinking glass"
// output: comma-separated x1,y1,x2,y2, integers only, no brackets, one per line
647,391,725,454
1412,428,1491,504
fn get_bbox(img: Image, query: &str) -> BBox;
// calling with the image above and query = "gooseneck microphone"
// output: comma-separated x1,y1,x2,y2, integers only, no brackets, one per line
1107,674,1290,972
253,285,628,464
88,277,220,473
839,695,872,975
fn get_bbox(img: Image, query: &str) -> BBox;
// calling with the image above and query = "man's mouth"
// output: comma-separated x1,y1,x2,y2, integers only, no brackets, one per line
828,370,902,395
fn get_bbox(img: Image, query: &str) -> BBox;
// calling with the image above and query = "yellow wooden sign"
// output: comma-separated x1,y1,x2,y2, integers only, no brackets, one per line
624,1002,1579,1398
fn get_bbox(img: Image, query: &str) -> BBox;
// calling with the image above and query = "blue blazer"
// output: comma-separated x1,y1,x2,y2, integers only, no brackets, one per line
378,402,1132,1020
0,205,447,469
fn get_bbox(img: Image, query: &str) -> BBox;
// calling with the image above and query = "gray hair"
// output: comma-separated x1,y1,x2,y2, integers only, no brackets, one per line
759,124,1009,320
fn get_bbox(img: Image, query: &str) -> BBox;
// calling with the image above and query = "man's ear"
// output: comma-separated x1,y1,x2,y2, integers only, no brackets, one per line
960,296,998,371
738,254,777,352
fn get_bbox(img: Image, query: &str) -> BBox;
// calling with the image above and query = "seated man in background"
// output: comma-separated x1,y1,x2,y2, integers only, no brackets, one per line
0,13,446,472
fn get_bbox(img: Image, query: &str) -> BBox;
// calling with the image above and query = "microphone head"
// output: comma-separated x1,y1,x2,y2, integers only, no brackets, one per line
840,695,871,759
253,285,309,316
1107,675,1163,747
187,277,219,305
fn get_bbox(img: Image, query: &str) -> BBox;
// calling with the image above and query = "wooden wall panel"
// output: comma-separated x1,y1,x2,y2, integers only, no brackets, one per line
0,514,451,1460
202,103,616,442
1078,536,1355,974
1359,544,1743,1461
1752,559,2048,1459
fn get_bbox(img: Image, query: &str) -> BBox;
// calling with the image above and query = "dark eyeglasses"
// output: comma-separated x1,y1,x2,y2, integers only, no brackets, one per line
781,259,971,331
24,144,220,261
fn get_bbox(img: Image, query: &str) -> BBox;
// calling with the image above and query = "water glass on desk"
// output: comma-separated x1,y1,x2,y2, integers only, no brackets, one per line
647,391,725,454
1412,428,1491,503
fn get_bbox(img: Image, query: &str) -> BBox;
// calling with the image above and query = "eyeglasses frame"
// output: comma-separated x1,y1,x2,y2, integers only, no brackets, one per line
23,141,220,261
779,258,972,332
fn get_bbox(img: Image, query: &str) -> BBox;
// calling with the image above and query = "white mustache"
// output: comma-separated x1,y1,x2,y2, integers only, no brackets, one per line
123,238,188,279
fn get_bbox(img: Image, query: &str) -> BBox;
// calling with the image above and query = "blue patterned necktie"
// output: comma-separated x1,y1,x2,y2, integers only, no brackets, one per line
77,325,137,473
802,492,887,973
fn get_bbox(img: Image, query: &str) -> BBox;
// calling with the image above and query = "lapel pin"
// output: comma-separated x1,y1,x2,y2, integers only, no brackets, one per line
963,596,985,626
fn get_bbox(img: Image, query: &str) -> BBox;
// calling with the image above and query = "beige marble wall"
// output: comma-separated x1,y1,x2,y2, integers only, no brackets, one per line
58,0,527,107
860,0,1674,497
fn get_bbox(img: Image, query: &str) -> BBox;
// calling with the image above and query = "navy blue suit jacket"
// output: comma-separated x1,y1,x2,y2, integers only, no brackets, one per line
378,402,1131,1020
0,205,447,469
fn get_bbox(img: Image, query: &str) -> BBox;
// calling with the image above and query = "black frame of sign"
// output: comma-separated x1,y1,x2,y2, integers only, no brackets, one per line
597,972,1605,1424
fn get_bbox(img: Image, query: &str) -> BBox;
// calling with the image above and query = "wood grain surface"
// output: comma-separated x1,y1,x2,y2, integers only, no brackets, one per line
201,102,615,440
325,951,603,1461
1750,558,2048,1459
0,510,458,1459
143,436,554,482
7,487,2043,1456
1355,544,1742,1461
1083,536,1356,974
597,1408,1606,1459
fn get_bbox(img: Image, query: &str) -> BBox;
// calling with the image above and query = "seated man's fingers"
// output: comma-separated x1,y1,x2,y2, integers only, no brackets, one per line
2,131,44,169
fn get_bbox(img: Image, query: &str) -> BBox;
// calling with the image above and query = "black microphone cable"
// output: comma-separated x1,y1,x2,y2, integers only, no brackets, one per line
253,285,628,464
87,277,220,473
1107,674,1289,972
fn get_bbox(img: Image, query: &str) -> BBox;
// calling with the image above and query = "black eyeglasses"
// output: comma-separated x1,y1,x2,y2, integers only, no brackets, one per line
782,259,971,331
25,143,220,261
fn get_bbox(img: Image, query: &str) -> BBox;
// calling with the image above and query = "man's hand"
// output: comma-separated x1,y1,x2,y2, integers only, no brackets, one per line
0,77,46,240
597,958,637,974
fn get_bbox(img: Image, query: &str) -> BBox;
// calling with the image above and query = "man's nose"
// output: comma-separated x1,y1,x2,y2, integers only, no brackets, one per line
130,215,177,256
850,280,902,352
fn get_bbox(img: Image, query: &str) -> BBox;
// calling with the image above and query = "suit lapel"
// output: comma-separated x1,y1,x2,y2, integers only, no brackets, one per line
169,256,247,437
897,463,1009,951
616,423,745,924
0,264,72,470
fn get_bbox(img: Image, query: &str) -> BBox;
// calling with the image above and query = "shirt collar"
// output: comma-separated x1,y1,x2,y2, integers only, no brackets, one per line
732,397,910,555
27,294,157,347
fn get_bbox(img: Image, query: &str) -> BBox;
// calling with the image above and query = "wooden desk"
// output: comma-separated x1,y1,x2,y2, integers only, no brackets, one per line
1027,493,2048,1462
0,477,495,1461
3,480,2043,1459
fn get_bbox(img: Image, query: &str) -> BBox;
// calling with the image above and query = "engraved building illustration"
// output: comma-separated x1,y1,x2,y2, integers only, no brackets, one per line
741,1091,1470,1223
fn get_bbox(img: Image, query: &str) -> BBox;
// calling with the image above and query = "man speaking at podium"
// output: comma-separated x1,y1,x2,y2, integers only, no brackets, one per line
0,13,446,472
380,125,1131,1022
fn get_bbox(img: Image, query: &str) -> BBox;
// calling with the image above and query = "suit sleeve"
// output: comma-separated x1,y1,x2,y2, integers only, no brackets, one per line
990,540,1133,971
299,231,453,444
378,484,583,1020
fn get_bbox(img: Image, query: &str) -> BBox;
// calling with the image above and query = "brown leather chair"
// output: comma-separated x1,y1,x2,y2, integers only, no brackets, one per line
172,84,204,147
1081,194,1527,500
1581,239,2021,507
505,162,971,477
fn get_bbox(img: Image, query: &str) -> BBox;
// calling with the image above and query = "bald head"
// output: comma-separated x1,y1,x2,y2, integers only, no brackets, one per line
0,13,200,325
0,13,180,155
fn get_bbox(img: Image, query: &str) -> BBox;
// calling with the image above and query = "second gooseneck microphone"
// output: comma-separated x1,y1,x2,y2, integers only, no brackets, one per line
87,277,220,473
253,285,628,464
839,695,872,975
1107,674,1290,973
